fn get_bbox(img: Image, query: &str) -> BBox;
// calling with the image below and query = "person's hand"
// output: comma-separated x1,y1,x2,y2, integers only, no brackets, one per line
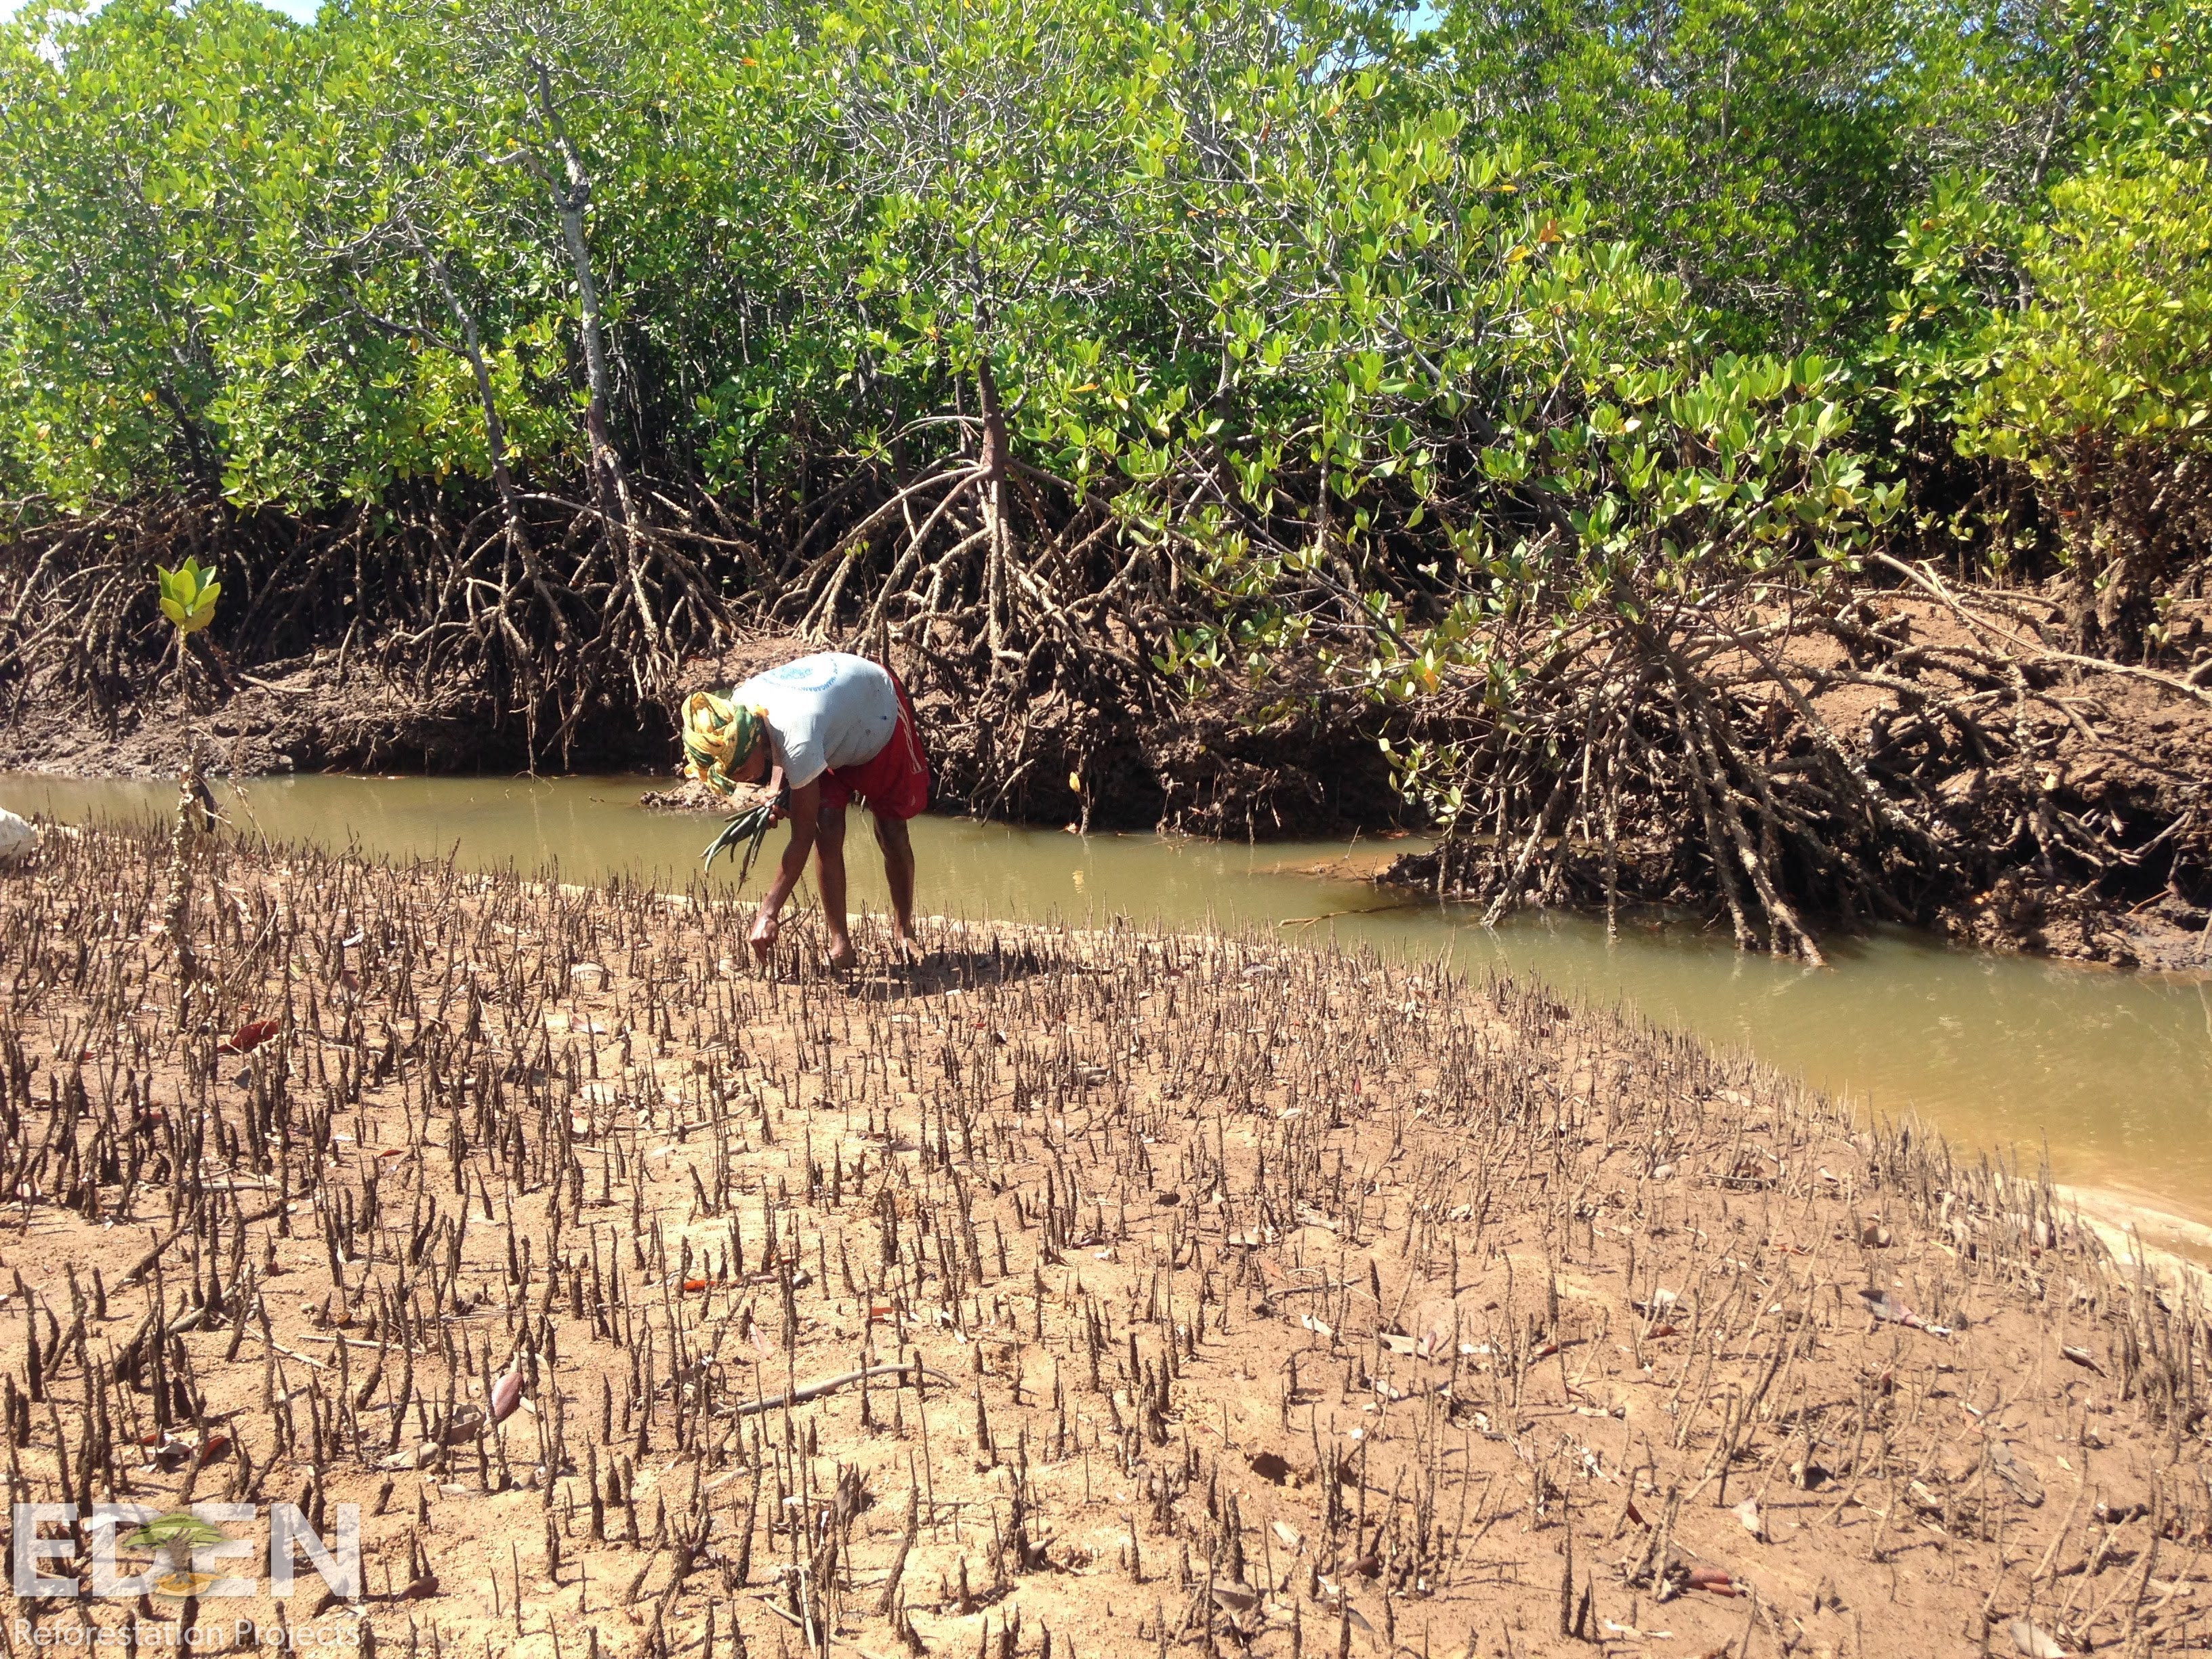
748,905,779,960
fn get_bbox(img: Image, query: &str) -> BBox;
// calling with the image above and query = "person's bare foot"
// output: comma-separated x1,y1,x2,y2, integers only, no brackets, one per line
888,930,926,965
824,934,857,972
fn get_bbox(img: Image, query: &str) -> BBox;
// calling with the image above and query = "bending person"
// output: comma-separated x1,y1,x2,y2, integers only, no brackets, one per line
680,652,930,968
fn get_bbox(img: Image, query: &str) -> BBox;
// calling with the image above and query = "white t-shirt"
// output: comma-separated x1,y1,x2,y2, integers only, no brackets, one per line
734,653,900,788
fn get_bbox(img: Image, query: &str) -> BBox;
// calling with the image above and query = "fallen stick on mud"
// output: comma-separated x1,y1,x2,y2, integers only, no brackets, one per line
118,1203,283,1287
731,1361,954,1418
231,1330,332,1371
1870,549,2212,708
115,1223,193,1288
752,1593,903,1659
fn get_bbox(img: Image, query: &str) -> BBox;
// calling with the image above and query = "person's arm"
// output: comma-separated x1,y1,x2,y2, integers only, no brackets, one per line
750,775,822,956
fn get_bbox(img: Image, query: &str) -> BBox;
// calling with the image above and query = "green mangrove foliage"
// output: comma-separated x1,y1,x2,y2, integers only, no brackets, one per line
1,0,2206,948
1881,1,2212,655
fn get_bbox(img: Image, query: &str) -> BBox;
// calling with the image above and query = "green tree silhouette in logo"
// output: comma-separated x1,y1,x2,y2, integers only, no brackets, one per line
121,1512,228,1598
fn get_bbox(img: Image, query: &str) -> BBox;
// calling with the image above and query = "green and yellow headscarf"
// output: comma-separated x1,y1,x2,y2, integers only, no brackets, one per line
680,690,766,800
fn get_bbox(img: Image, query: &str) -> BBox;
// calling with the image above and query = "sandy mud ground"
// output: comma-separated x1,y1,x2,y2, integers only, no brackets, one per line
1,824,2208,1659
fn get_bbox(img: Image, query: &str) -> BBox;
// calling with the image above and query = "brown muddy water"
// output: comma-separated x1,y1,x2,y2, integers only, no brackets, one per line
7,771,2209,1241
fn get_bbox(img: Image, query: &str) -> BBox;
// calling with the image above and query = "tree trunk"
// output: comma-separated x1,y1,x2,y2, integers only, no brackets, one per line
2064,457,2169,662
529,58,638,556
154,382,219,493
977,354,1012,667
426,253,547,602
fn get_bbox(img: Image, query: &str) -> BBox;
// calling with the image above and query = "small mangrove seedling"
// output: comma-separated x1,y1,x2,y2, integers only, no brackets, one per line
153,554,222,1004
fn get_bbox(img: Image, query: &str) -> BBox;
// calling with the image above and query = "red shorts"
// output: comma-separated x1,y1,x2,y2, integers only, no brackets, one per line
819,673,931,821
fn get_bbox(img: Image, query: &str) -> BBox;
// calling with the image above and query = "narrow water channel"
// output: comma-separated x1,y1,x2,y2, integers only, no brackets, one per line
7,772,2209,1241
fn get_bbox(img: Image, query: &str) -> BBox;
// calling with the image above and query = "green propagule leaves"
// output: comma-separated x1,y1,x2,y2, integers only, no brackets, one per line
155,556,221,637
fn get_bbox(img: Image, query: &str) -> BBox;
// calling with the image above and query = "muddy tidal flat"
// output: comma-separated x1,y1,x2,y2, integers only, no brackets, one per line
2,826,2209,1659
